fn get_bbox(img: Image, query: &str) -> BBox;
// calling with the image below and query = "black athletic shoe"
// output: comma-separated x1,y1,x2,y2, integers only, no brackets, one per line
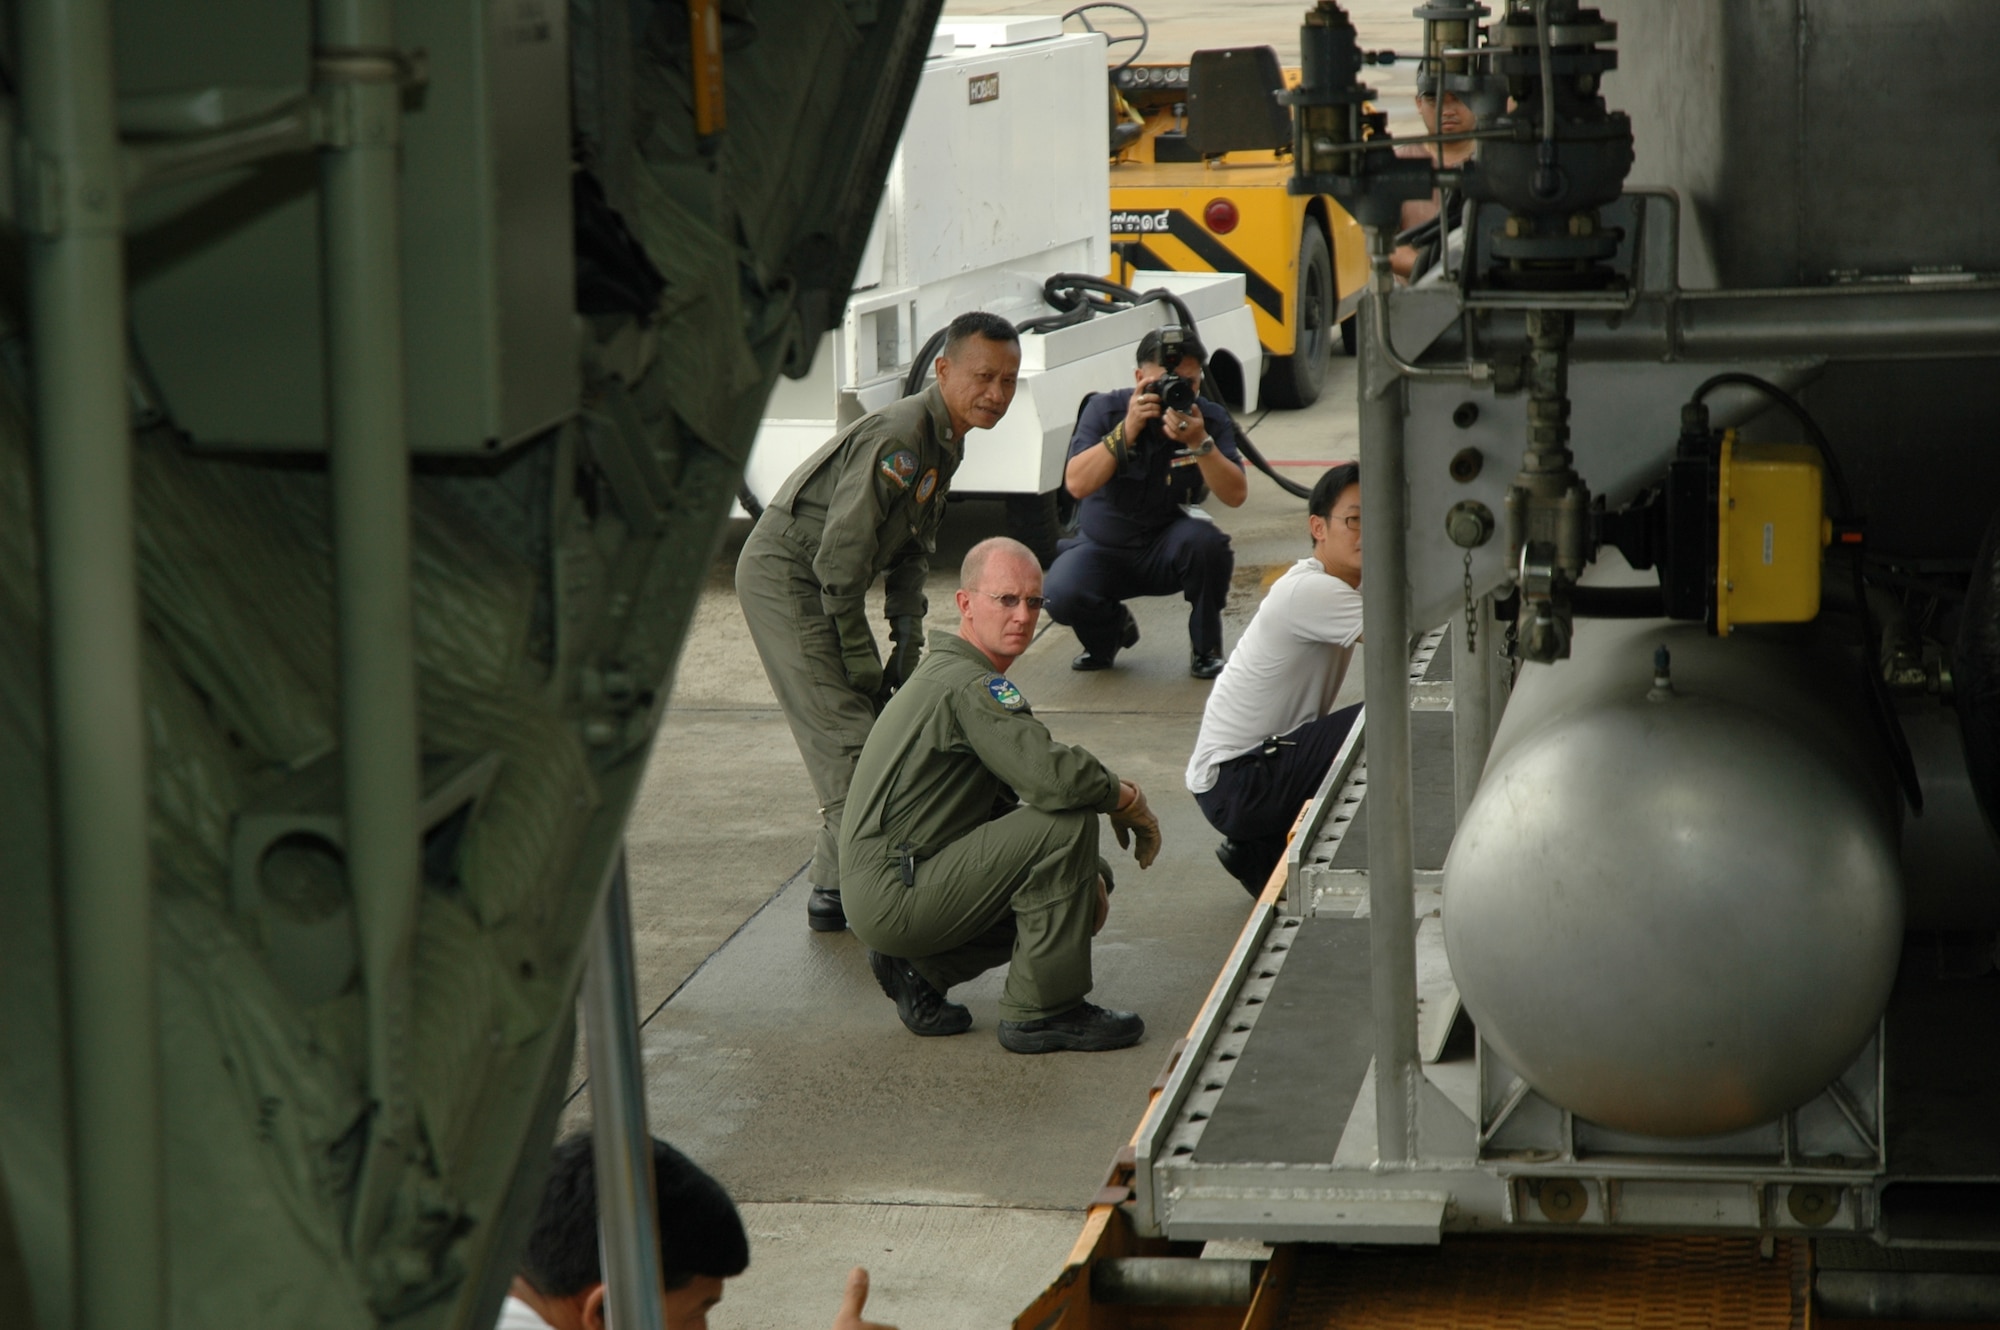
1190,650,1225,680
997,1001,1144,1054
866,949,973,1037
1069,610,1141,671
1216,838,1280,897
806,886,847,932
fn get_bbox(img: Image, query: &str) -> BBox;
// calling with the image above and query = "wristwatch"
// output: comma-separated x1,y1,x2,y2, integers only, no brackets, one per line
1188,437,1217,458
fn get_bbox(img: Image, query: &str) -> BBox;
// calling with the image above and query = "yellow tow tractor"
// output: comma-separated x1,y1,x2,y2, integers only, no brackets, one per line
1072,5,1373,408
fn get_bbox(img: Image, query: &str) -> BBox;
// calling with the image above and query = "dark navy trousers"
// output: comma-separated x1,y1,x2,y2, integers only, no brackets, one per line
1042,515,1234,658
1194,703,1362,890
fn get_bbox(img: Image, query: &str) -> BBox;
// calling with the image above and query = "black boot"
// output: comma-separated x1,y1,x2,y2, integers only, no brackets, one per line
866,950,972,1036
807,886,847,932
1070,609,1140,671
998,1002,1144,1054
1216,838,1281,897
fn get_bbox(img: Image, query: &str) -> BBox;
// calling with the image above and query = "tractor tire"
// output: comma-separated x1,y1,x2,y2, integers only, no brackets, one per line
1006,489,1077,569
1261,220,1335,409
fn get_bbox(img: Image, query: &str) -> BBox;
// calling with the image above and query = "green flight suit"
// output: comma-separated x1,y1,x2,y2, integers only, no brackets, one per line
840,631,1125,1022
737,383,961,892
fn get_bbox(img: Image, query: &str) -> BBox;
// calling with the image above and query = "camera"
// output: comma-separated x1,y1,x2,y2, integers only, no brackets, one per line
1152,325,1199,414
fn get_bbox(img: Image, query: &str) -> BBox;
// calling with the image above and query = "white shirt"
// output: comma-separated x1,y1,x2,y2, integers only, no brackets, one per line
496,1295,553,1330
1185,557,1363,793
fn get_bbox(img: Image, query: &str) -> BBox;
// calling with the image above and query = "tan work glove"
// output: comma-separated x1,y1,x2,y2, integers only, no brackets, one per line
1109,782,1161,869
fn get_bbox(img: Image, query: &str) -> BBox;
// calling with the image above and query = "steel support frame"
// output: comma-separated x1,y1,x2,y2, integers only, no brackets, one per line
1146,1154,1877,1242
1282,718,1370,917
1358,229,1423,1169
1142,879,1885,1245
314,0,428,1257
1294,627,1453,907
582,856,669,1330
24,0,163,1326
1129,901,1285,1236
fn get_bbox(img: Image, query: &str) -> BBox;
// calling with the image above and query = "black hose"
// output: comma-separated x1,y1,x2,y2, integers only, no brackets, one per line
1131,285,1199,332
1570,585,1665,618
1025,273,1202,337
1692,372,1854,518
1235,435,1311,499
1227,385,1315,499
1040,271,1134,311
1689,372,1922,813
900,325,952,399
1013,305,1095,336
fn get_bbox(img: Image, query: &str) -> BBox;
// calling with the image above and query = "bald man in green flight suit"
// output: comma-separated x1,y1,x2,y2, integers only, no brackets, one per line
841,537,1163,1054
738,312,1022,933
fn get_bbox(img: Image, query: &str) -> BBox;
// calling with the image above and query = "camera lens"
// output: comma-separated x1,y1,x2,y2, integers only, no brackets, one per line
1160,376,1197,413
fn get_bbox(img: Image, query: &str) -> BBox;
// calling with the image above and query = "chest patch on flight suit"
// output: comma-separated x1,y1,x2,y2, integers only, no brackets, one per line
916,469,939,503
986,676,1027,711
879,450,919,490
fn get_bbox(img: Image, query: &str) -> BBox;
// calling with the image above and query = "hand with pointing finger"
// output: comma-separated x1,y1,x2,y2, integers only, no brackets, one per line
833,1266,896,1330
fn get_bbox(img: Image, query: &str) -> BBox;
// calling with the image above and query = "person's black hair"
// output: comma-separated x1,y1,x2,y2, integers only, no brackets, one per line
942,311,1020,358
520,1135,750,1297
1135,327,1207,369
1309,462,1361,524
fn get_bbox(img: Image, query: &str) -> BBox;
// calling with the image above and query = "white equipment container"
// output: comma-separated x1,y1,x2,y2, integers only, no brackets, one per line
742,17,1263,523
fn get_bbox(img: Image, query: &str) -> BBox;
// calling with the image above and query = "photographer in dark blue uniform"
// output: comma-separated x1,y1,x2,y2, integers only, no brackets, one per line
1044,327,1249,678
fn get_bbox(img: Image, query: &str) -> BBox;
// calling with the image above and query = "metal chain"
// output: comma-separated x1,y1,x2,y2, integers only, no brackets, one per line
1462,547,1477,653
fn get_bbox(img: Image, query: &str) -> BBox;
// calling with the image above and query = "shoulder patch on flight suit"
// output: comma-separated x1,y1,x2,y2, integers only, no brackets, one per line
879,449,919,490
916,469,939,503
986,676,1027,711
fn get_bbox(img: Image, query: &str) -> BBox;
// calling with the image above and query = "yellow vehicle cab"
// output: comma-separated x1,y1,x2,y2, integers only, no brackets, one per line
1106,48,1370,408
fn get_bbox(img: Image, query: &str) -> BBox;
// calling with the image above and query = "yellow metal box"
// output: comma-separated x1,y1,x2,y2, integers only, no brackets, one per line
1715,435,1828,634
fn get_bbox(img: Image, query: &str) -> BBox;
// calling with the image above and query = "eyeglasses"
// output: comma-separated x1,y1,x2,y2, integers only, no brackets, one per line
1326,513,1361,532
977,590,1046,611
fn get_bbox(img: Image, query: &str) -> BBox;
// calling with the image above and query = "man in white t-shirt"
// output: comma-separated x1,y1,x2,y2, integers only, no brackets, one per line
1185,464,1364,895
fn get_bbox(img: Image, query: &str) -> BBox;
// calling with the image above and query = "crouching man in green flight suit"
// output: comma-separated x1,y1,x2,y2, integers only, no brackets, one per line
738,312,1022,934
841,536,1164,1053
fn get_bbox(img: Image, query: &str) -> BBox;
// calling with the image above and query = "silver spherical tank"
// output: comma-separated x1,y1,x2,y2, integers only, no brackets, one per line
1445,618,1904,1138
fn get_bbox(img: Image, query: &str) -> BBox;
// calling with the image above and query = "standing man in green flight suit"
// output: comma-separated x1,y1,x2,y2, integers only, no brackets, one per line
738,311,1023,934
841,536,1163,1054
